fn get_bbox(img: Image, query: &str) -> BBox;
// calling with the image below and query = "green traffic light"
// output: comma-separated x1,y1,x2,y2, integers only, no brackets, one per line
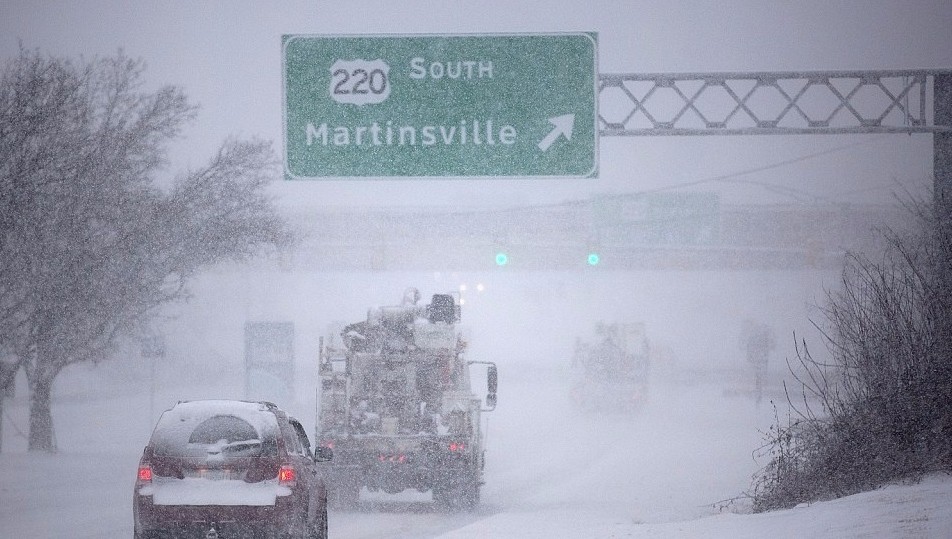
587,253,600,266
495,252,508,266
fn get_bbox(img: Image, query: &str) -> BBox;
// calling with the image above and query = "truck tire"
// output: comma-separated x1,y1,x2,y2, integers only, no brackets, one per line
309,505,328,539
329,482,359,509
432,485,450,509
459,480,480,511
433,476,480,512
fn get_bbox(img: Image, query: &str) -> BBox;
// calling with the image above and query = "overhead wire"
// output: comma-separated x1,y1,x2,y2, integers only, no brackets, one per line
641,138,882,203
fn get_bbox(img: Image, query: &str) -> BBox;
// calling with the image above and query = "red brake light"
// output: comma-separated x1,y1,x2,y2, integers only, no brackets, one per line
449,442,465,452
137,465,153,483
278,465,296,485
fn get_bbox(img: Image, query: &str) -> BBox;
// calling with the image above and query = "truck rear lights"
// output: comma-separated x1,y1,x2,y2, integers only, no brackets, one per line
378,454,407,463
449,442,466,452
137,465,153,483
278,465,296,485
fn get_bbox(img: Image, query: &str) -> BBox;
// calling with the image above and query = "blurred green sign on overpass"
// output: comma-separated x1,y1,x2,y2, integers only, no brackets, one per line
592,192,720,246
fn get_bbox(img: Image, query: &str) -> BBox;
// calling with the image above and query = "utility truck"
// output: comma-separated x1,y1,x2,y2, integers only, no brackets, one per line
316,289,497,510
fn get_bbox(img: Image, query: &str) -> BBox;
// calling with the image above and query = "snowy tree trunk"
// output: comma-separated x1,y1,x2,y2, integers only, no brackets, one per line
0,361,19,454
28,375,55,452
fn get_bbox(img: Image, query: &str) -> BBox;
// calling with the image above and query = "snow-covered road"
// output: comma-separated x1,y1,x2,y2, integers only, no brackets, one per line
1,360,951,537
2,269,951,537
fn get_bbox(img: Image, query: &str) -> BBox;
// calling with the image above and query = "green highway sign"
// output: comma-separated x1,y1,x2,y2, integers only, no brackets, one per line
282,33,598,179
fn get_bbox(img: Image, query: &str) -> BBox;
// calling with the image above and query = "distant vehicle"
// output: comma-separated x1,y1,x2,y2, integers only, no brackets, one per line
571,322,650,413
133,399,332,539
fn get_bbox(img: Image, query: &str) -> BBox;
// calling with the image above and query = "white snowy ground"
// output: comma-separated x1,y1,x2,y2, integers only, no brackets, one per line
2,360,951,538
2,269,951,537
1,450,950,538
439,474,952,538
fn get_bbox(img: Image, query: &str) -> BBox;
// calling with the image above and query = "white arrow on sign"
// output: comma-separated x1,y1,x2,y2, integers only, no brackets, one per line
537,114,575,152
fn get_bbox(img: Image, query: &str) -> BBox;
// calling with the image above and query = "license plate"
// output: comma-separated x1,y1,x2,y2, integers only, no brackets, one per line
187,468,233,480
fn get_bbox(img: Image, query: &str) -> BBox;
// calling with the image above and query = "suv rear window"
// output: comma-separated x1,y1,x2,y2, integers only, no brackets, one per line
189,415,259,444
150,401,279,459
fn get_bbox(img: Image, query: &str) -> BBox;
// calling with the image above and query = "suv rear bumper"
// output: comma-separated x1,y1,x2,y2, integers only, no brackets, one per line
134,495,296,537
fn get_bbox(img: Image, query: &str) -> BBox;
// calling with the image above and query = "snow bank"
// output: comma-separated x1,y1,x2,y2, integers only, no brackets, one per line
438,473,952,538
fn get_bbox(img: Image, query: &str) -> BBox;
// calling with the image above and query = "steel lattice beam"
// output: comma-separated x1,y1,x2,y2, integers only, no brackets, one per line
598,70,952,136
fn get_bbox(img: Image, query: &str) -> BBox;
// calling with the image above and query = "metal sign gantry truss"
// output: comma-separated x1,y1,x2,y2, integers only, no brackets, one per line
597,69,952,213
598,70,952,136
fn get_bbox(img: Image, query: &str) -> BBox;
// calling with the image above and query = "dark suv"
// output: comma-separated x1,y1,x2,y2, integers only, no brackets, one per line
133,400,332,539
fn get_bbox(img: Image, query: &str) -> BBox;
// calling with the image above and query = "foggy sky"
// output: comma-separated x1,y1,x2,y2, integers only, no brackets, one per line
2,0,950,209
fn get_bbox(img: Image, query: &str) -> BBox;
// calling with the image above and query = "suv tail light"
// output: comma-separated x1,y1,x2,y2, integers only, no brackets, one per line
278,465,296,486
137,464,153,484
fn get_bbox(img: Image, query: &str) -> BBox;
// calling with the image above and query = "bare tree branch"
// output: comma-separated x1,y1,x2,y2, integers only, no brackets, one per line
0,48,289,451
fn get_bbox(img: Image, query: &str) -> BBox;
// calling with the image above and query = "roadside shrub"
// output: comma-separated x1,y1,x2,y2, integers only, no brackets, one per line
751,197,952,511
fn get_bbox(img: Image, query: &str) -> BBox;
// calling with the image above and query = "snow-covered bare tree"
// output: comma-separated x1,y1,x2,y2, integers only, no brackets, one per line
0,48,289,451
